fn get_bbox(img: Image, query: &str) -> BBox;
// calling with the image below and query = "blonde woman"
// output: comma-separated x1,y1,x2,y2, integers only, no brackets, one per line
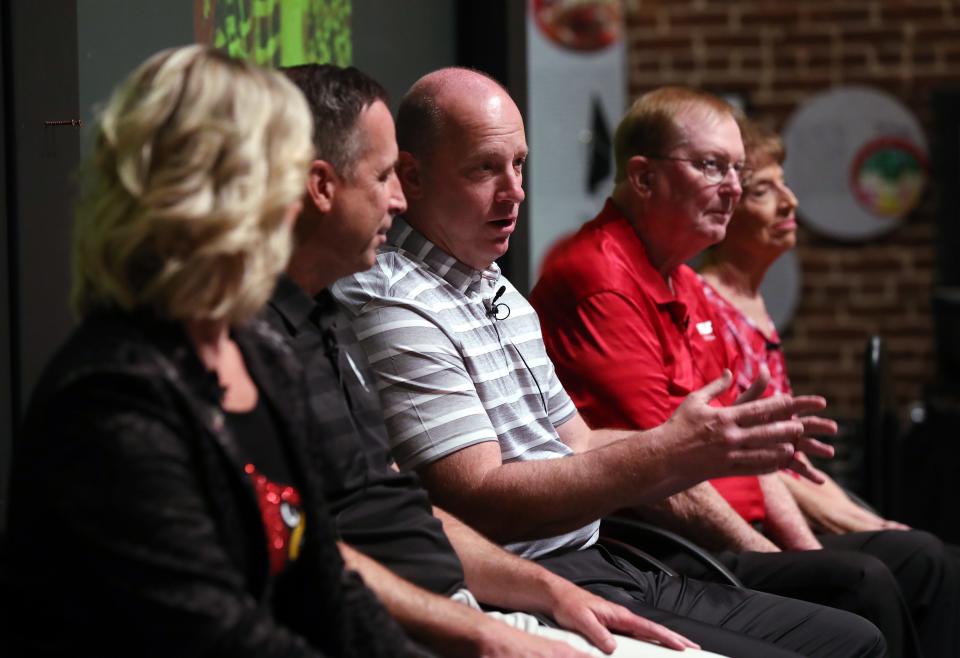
699,117,960,658
2,46,421,657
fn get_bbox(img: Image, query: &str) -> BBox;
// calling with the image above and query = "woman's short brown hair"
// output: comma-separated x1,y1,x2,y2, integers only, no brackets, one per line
738,115,786,174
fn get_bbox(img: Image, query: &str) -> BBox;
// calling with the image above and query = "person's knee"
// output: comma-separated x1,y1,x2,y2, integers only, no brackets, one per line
857,553,901,596
779,599,887,658
851,616,888,658
822,550,900,602
806,606,888,658
882,529,960,610
896,529,951,576
869,529,958,595
834,555,905,645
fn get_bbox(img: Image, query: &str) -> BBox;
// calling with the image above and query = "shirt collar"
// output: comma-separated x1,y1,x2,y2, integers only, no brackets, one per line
268,275,337,335
388,216,501,297
596,199,680,308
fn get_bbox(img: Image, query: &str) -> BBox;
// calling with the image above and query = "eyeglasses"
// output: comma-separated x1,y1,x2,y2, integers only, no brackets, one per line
646,155,747,184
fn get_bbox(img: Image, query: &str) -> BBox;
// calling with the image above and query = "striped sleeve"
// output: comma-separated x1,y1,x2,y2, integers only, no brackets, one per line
350,299,500,471
542,343,578,428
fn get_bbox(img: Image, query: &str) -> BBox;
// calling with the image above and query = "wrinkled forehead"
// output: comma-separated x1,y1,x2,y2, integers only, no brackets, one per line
435,92,527,159
671,105,743,158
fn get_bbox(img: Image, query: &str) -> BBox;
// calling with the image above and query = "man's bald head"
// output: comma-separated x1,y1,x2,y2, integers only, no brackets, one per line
397,67,512,162
393,67,527,270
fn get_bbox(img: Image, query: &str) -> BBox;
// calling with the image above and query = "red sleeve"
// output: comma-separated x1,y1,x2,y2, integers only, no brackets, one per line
544,290,689,431
542,288,767,524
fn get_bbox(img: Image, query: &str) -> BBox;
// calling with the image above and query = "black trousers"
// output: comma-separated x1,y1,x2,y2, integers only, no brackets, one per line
821,531,960,658
536,544,886,658
665,530,959,658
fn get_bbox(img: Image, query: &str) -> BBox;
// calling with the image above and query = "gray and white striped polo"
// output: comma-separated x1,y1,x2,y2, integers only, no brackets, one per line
332,217,599,559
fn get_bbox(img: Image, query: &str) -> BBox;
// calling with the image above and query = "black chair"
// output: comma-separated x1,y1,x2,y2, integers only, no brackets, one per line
862,335,900,517
599,535,679,577
601,515,744,588
599,339,900,587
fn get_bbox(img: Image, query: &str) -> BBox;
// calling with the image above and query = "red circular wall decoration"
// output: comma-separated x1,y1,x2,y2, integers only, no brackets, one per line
532,0,622,52
849,136,928,220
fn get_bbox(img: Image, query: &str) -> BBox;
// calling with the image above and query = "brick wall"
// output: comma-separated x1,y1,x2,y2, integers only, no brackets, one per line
624,0,957,420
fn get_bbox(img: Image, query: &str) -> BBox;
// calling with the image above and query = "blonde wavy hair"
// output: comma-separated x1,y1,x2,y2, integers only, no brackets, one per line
72,45,313,324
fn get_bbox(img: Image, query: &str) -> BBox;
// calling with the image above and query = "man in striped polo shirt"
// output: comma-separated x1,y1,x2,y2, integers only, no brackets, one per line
332,67,884,658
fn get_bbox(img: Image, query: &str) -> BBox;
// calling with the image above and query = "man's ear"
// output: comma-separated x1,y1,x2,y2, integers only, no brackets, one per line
396,151,421,201
306,159,338,214
626,155,653,199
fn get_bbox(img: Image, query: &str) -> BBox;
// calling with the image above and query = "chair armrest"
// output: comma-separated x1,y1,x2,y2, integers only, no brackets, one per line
601,516,744,588
598,537,679,577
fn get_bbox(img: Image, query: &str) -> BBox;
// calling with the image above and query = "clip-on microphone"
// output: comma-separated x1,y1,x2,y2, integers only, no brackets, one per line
486,285,511,320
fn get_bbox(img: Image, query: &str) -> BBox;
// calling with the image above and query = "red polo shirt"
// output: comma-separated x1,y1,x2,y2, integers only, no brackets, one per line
530,200,766,523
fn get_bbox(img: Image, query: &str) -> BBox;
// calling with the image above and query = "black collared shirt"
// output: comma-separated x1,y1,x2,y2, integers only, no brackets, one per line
264,276,465,596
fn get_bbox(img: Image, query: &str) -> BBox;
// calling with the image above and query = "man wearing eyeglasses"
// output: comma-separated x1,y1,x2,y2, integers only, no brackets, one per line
530,87,924,657
532,87,752,445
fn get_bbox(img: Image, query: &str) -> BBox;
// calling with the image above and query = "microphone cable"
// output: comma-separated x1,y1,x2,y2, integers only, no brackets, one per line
486,285,547,412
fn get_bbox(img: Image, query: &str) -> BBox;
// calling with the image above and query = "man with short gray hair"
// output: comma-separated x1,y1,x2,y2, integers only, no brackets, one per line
531,86,940,657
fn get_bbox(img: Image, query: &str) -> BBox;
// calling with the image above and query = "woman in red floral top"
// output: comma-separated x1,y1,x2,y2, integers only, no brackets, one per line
698,117,909,534
698,118,960,657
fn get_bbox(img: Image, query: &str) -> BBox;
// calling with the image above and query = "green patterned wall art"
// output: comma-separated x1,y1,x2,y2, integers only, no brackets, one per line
194,0,351,66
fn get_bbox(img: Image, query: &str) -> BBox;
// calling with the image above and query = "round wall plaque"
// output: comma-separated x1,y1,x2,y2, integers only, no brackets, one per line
532,0,622,52
782,86,928,241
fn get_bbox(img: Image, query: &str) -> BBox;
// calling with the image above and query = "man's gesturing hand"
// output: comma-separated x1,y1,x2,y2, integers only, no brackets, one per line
665,371,837,483
732,367,837,483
